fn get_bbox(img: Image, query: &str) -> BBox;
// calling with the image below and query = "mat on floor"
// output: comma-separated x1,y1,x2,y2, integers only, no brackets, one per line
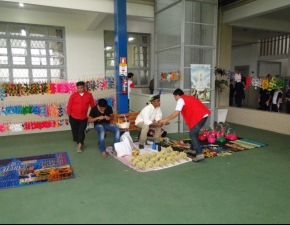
169,137,267,158
0,152,75,190
106,145,192,173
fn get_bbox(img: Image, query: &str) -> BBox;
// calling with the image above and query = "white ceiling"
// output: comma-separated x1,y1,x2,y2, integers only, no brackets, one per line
0,0,289,44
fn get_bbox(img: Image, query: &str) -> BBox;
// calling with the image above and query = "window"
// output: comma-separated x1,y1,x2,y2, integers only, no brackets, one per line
0,22,66,83
104,31,150,86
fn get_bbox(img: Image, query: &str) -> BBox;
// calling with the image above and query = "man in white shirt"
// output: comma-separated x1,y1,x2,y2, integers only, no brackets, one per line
135,95,164,149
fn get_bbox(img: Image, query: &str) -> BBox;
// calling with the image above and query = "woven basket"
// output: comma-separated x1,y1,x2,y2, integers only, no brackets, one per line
116,114,130,129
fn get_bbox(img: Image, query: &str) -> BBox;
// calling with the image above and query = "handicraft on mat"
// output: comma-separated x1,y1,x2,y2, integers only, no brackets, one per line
0,152,75,190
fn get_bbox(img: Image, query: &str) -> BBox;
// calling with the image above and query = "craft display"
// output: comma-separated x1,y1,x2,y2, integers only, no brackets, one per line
0,118,69,133
0,87,5,101
0,96,115,118
163,137,191,149
129,146,190,170
0,77,115,99
215,67,290,91
225,128,238,141
245,76,252,88
0,152,74,190
160,71,182,81
251,77,261,89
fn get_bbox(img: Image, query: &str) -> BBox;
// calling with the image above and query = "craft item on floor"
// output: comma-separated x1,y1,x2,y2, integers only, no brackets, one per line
0,152,75,190
225,128,238,141
106,145,191,172
163,137,191,149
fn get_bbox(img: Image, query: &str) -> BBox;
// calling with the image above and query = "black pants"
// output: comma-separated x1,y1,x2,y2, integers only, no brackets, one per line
69,115,88,145
271,104,281,112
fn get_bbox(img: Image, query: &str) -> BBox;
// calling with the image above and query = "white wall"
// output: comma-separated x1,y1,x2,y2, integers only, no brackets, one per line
0,7,154,80
0,6,154,136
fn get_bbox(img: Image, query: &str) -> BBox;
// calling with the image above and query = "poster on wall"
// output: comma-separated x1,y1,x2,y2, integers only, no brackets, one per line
191,64,211,103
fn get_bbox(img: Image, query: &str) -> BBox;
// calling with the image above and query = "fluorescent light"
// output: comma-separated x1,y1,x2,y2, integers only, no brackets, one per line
128,37,135,42
105,46,112,50
19,2,24,7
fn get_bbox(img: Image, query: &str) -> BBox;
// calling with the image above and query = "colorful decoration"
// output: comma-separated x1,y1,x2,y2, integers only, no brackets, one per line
0,77,115,98
267,77,276,91
234,72,241,82
160,71,182,81
245,76,252,88
251,77,261,89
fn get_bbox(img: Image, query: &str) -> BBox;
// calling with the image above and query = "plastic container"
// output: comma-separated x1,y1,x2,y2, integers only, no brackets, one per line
152,142,156,150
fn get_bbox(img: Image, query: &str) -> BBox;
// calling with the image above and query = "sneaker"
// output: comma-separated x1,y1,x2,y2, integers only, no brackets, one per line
139,144,144,149
184,149,196,155
192,154,205,162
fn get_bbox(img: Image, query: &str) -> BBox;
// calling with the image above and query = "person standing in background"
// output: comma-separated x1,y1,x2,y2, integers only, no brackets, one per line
67,81,95,153
234,80,245,107
271,86,283,112
127,72,135,111
149,78,154,94
229,79,235,106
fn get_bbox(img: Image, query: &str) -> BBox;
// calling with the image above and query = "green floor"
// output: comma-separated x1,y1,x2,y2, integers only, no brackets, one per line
0,124,289,224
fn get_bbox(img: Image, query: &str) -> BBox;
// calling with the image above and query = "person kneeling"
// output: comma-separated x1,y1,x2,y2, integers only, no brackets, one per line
88,98,120,158
135,95,166,149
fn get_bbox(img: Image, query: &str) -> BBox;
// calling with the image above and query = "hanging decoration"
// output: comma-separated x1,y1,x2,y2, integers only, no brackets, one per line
267,77,276,91
245,76,252,88
251,77,261,89
0,77,115,99
234,73,241,82
0,87,6,101
0,96,116,118
160,71,182,81
214,67,290,90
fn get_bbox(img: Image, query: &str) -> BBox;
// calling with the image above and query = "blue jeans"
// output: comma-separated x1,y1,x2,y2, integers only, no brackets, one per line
94,123,120,152
189,116,208,155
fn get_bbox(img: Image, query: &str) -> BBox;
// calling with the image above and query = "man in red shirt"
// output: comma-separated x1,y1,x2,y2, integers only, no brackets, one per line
160,88,210,162
67,81,95,153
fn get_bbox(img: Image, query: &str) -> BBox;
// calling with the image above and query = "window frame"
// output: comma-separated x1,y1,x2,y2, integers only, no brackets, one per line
104,30,151,87
0,22,67,83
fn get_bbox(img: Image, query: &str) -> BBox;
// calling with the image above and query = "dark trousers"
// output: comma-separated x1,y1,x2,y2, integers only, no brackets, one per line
69,115,88,145
189,116,208,155
272,104,282,112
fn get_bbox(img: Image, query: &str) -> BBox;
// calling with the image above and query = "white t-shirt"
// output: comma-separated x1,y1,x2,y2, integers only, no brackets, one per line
175,98,185,111
272,90,282,104
135,104,162,126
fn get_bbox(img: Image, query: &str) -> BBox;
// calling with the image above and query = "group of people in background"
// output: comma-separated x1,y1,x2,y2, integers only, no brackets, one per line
67,79,209,162
229,73,290,114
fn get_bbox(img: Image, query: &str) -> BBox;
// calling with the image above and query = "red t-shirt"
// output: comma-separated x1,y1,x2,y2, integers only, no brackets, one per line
180,95,211,129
